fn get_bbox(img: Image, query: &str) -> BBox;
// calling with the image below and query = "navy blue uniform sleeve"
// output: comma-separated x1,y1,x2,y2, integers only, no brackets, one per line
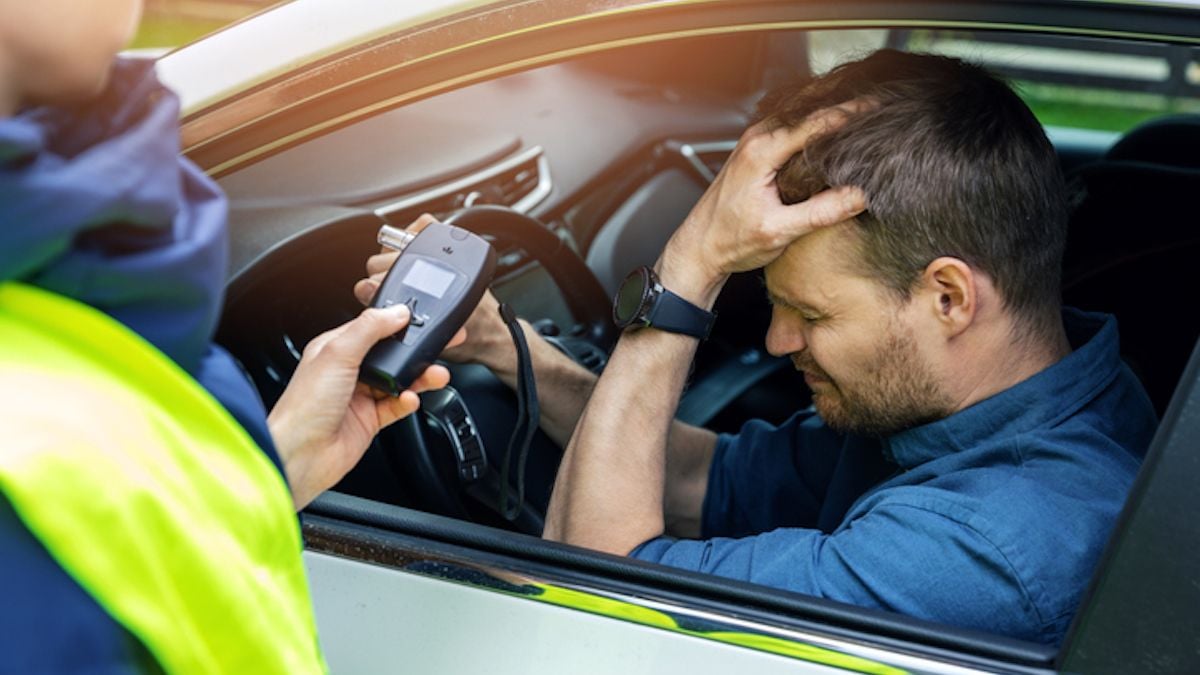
636,495,1044,642
701,410,845,538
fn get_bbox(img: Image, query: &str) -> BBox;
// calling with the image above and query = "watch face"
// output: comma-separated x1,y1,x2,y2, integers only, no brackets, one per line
613,268,649,326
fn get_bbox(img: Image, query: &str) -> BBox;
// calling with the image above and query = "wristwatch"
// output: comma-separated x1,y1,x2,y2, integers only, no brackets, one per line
612,266,716,339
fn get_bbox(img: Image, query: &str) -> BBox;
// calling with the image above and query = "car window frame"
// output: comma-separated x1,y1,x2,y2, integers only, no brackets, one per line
170,0,1200,668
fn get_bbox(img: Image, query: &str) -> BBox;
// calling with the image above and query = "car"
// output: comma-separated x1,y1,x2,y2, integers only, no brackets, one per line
157,1,1200,672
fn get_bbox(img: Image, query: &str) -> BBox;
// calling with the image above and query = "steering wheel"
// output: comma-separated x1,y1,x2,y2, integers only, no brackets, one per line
376,205,615,535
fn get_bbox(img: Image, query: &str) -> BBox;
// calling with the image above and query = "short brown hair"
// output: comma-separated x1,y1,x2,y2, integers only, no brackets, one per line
759,49,1068,340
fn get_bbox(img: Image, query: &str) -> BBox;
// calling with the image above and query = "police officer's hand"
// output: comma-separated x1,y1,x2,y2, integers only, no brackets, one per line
353,214,514,371
268,304,465,510
657,103,870,305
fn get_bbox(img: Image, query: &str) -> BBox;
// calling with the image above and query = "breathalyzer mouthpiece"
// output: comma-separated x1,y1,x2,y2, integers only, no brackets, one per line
377,224,417,253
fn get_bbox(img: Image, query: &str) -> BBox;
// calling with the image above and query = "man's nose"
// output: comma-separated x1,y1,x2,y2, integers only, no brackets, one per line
765,312,806,357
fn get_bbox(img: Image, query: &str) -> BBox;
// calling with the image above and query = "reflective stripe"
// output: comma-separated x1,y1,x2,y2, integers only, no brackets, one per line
530,583,907,675
0,282,325,674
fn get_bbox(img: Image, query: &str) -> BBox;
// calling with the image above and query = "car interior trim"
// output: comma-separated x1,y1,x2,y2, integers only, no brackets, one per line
374,146,552,220
674,139,738,184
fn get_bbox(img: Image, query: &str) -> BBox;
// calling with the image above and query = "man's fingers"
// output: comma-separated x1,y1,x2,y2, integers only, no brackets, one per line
353,278,379,306
366,251,399,277
748,99,877,171
446,327,467,350
781,185,867,233
408,213,437,234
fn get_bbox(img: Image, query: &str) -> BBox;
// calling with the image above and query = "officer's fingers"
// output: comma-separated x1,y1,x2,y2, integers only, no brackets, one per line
406,364,452,395
302,321,352,359
376,390,422,428
320,305,411,366
353,278,380,306
447,327,467,350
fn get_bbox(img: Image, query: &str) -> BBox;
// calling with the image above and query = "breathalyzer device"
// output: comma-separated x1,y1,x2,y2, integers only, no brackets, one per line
359,221,496,396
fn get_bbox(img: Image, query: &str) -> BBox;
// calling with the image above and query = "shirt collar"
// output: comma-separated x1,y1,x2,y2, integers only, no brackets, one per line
880,308,1121,469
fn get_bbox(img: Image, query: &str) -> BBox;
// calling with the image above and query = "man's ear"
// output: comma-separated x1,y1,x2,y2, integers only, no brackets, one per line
918,257,977,338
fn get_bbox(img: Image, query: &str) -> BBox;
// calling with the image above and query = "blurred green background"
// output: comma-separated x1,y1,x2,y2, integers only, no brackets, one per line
131,0,275,49
131,15,229,49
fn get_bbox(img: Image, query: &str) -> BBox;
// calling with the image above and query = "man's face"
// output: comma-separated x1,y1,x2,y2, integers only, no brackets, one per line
763,226,954,437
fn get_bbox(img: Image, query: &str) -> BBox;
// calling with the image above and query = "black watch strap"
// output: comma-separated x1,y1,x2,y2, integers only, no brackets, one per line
644,284,716,339
613,266,717,339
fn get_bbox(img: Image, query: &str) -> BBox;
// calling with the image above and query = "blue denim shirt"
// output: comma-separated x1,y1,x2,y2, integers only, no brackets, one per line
633,309,1156,645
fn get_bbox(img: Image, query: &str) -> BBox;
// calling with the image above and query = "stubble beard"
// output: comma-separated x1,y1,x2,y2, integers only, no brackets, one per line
796,324,954,438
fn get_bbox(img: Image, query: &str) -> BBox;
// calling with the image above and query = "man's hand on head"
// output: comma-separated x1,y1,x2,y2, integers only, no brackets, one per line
658,101,870,306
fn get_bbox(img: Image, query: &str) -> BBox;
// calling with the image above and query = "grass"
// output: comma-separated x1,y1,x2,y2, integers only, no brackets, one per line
129,14,236,49
1015,81,1200,133
900,29,1200,133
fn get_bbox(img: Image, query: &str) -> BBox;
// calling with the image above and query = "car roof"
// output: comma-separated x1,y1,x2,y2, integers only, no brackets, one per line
157,0,494,113
160,0,1200,115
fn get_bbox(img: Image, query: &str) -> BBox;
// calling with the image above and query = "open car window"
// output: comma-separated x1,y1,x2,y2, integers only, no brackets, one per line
194,8,1200,672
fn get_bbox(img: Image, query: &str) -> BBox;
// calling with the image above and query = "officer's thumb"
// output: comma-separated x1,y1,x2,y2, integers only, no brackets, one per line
330,305,411,366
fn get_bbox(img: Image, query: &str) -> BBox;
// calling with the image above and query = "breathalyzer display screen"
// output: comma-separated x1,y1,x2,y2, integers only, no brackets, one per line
403,259,457,298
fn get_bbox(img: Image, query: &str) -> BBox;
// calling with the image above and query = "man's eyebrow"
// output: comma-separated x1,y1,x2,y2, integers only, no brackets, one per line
764,288,789,306
764,287,821,313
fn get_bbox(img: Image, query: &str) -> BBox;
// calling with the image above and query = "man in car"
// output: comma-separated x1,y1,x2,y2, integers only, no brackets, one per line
357,49,1156,645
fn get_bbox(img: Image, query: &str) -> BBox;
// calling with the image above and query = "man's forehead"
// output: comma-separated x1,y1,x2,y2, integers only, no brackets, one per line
764,225,867,298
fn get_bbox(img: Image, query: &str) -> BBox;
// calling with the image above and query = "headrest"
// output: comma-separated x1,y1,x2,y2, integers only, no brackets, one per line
1105,114,1200,168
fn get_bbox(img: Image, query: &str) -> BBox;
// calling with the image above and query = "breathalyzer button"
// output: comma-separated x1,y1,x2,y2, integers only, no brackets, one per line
449,226,470,241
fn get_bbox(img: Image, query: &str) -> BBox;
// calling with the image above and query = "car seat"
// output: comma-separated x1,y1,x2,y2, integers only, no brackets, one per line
1061,114,1200,415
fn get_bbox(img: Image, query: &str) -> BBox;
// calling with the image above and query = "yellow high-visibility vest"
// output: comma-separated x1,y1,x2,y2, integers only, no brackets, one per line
0,282,325,674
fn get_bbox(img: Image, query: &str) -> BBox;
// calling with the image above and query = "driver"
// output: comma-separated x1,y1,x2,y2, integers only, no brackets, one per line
356,49,1156,645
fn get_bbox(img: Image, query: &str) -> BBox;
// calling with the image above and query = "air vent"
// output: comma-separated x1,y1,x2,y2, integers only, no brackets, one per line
375,146,551,223
477,160,542,211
